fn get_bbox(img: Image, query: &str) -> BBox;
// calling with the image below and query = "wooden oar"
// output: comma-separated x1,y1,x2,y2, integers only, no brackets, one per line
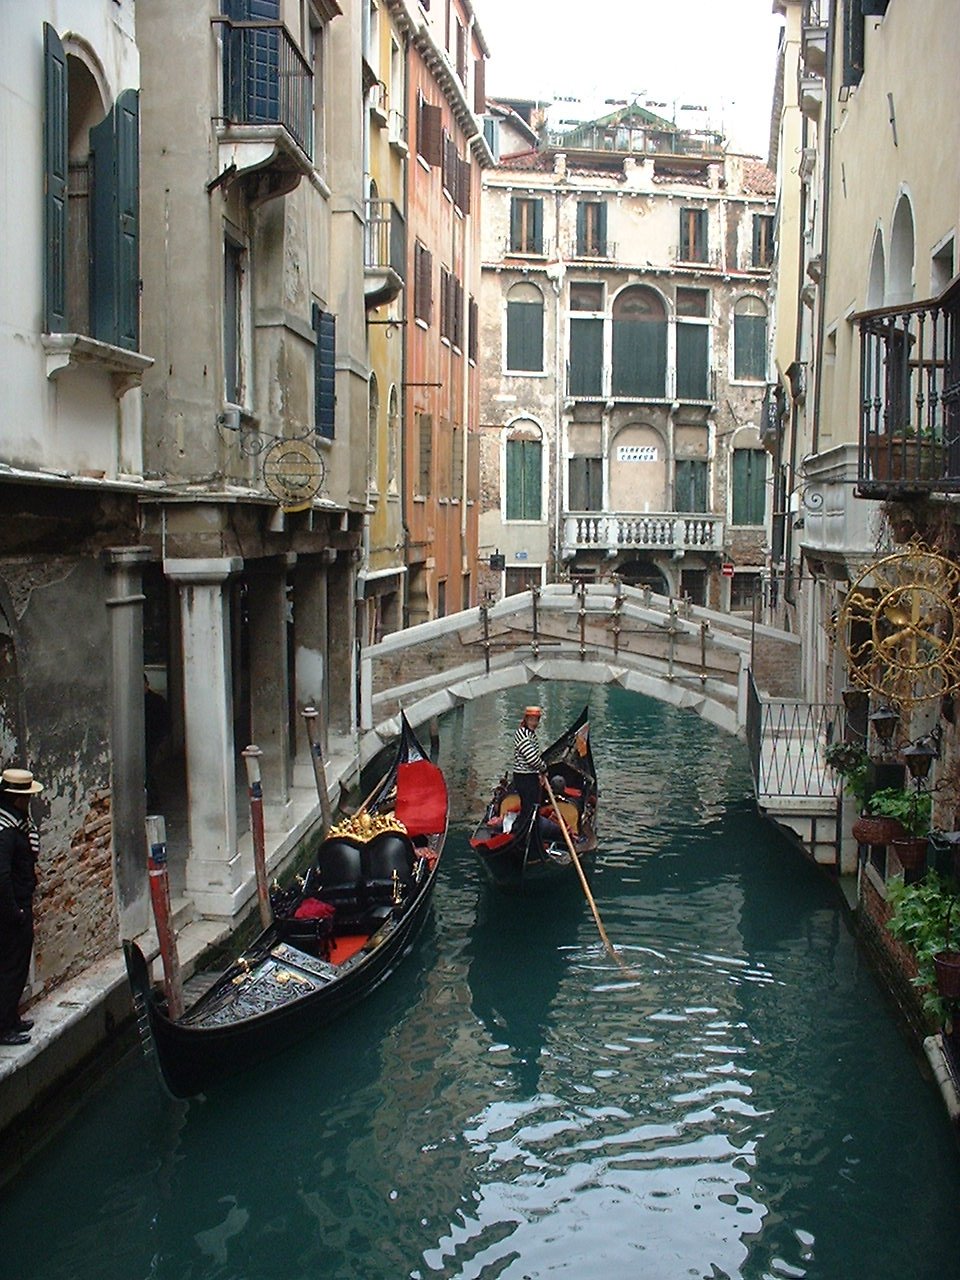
543,776,639,980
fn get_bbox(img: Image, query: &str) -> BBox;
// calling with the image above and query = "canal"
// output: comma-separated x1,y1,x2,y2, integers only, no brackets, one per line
3,683,960,1279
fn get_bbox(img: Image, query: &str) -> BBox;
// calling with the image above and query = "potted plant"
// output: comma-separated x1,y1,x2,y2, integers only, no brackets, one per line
869,786,933,870
887,872,960,1025
824,741,869,810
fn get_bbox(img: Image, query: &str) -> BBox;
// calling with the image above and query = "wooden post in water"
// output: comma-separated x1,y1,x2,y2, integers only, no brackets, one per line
531,585,540,659
578,578,587,659
242,745,271,929
301,705,332,834
480,600,491,675
145,814,183,1019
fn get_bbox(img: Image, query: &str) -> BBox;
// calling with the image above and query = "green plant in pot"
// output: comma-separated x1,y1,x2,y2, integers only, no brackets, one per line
824,741,869,810
869,786,932,870
887,872,960,1025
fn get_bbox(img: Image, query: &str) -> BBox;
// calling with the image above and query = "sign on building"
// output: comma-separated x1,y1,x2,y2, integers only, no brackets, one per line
617,445,659,462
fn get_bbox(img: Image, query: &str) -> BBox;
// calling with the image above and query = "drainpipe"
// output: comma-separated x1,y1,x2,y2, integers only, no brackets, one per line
552,197,566,580
400,28,412,630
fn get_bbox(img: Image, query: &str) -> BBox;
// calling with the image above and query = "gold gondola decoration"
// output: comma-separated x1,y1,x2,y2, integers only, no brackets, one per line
837,539,960,707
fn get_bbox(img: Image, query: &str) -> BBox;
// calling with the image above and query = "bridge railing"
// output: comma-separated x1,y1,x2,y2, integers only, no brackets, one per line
747,670,842,801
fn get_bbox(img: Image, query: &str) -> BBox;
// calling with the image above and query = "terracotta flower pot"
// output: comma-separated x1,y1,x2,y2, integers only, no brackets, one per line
851,815,907,846
935,950,960,1001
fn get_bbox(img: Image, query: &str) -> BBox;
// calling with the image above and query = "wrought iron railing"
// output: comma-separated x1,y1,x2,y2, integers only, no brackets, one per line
856,278,960,496
562,512,724,553
747,671,843,801
364,199,406,280
567,240,618,261
219,18,313,159
504,236,553,258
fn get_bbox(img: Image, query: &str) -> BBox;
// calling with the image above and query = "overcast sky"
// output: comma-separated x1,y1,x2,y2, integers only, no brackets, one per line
476,0,785,159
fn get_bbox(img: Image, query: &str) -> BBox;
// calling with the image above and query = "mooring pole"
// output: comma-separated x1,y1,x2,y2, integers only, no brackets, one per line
531,584,540,659
145,814,183,1019
242,744,271,929
301,705,332,834
480,599,491,675
612,576,622,657
700,619,709,684
578,577,587,660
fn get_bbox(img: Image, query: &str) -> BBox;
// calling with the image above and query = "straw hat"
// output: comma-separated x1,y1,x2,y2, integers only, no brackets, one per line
0,768,44,795
523,706,542,718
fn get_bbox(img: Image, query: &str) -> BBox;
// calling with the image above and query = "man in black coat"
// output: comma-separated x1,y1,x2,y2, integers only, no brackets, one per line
0,767,43,1046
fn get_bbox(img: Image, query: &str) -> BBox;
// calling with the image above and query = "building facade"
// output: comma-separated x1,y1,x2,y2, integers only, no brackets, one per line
477,103,777,611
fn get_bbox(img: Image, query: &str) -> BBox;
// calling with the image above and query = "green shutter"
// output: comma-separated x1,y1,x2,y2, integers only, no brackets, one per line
733,450,765,525
43,23,68,333
576,202,586,254
612,320,666,396
569,456,602,510
506,440,541,519
506,300,543,371
675,460,707,512
677,323,709,399
596,202,607,255
91,90,141,349
734,314,766,380
532,199,543,253
510,198,522,252
569,318,603,394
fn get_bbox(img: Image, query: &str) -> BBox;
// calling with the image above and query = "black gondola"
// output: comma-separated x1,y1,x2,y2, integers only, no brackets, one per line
124,714,448,1098
469,705,598,887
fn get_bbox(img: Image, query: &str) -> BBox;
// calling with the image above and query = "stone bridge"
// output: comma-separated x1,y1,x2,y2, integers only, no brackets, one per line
359,581,802,764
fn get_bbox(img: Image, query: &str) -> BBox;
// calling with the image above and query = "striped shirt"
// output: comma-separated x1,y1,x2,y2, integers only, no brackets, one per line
513,723,546,775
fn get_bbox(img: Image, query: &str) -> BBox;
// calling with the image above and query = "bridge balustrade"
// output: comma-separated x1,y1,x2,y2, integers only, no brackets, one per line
562,512,724,554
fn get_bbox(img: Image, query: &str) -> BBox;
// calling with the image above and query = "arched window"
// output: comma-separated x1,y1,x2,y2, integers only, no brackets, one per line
611,286,667,397
367,373,380,493
505,282,544,373
504,420,542,521
387,385,400,494
888,194,915,306
733,296,767,381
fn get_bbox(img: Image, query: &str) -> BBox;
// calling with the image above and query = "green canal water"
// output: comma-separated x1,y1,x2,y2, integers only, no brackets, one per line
3,683,960,1279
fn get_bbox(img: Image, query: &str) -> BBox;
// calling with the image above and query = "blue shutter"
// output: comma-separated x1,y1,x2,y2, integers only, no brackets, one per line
91,91,141,350
569,318,603,395
314,304,336,438
43,24,68,333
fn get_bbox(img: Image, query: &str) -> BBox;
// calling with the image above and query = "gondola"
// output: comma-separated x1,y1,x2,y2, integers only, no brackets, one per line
469,705,598,888
124,714,448,1098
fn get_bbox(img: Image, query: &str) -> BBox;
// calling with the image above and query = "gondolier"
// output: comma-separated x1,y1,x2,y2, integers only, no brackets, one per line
0,768,43,1046
513,706,546,837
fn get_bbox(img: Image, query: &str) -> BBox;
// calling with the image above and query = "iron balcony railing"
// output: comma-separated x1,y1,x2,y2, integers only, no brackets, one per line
504,236,553,258
746,670,842,802
546,124,724,158
562,512,724,554
364,199,406,280
566,240,618,261
220,18,313,159
856,277,960,497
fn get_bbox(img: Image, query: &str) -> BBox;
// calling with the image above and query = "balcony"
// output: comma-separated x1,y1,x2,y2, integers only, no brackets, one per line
364,199,406,308
855,279,960,499
503,237,553,260
566,240,618,261
801,9,827,75
800,74,824,120
562,511,724,556
215,17,314,199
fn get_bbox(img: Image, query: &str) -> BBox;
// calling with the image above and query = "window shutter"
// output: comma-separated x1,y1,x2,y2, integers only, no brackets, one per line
733,450,764,525
90,90,141,350
418,412,433,494
576,202,586,254
680,209,690,260
505,439,522,519
612,319,667,397
414,243,433,323
675,460,707,512
419,101,442,166
313,303,336,438
468,295,478,362
569,317,603,395
596,201,607,254
474,57,486,114
457,157,471,214
43,23,68,333
734,314,767,380
676,323,709,399
532,199,543,253
506,300,543,371
524,441,542,519
842,0,865,86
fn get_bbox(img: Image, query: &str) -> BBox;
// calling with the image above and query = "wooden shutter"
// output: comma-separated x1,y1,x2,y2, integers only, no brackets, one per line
612,318,667,397
506,440,541,519
595,202,607,255
418,412,433,494
576,202,587,255
510,197,523,251
676,323,709,399
506,300,543,371
91,90,141,350
419,101,442,166
842,0,865,86
734,314,766,380
414,243,433,324
43,23,68,333
468,296,478,362
733,450,764,525
313,304,336,438
532,199,543,253
569,318,603,395
474,57,486,114
457,157,471,214
675,460,707,512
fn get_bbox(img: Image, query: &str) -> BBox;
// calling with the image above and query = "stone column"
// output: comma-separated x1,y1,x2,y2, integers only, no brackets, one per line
247,555,294,822
104,546,151,938
165,557,243,917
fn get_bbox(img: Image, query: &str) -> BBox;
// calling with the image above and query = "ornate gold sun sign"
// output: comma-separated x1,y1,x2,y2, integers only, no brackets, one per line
838,543,960,706
262,438,326,512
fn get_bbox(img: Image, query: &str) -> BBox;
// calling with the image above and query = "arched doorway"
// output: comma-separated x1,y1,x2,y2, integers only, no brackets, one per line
616,558,669,593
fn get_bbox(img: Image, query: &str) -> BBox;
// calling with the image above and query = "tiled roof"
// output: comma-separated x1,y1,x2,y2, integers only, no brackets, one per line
742,159,776,195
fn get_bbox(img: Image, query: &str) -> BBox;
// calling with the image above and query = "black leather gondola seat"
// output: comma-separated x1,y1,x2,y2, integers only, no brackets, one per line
313,839,364,911
362,833,415,905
